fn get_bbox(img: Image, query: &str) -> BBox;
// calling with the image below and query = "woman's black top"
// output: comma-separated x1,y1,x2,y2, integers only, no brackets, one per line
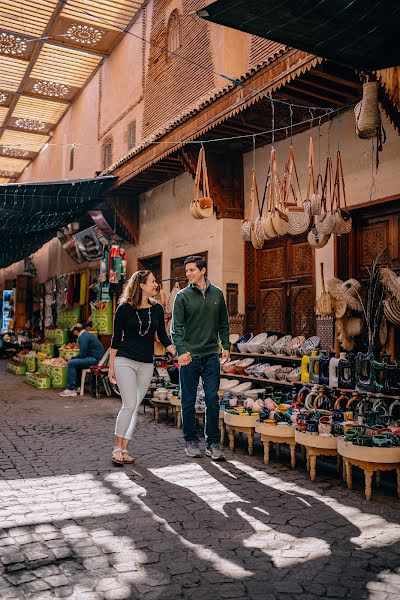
111,302,171,363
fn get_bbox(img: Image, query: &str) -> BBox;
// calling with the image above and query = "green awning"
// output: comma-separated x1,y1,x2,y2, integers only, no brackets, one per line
198,0,400,70
0,176,116,269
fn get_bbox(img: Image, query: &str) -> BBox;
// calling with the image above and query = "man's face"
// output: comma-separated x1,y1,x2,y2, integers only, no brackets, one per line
185,262,206,287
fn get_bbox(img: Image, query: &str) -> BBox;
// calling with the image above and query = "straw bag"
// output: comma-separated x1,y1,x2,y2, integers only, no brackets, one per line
315,156,336,235
270,149,289,236
354,81,381,140
316,263,333,316
263,149,278,239
303,137,322,216
190,146,213,219
283,145,310,235
250,173,264,250
308,224,330,249
383,296,400,326
332,150,352,236
166,281,181,315
242,169,257,241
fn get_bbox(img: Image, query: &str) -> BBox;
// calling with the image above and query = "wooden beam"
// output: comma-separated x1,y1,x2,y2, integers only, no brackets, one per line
285,84,342,106
298,77,360,99
310,69,361,90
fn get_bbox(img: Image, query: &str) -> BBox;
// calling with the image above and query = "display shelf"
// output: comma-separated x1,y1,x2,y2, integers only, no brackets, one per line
231,351,301,363
220,371,301,388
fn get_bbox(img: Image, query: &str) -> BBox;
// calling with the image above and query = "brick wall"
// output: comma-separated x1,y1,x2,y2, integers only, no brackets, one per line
142,0,215,138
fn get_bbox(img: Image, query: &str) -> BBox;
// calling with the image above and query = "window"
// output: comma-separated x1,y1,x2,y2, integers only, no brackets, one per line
127,121,136,151
103,139,112,170
166,10,181,59
69,146,74,171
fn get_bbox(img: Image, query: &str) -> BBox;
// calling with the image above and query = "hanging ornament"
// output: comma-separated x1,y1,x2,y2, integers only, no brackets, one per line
0,33,27,56
65,24,104,45
33,81,70,98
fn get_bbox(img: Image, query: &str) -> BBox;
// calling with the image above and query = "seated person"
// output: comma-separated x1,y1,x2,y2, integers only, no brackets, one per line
59,324,105,397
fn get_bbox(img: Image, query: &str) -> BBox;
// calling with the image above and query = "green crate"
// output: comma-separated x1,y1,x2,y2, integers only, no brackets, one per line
32,342,55,358
58,307,81,329
91,303,112,335
34,375,52,389
38,363,50,377
7,362,27,375
49,365,68,389
20,356,37,373
45,329,68,346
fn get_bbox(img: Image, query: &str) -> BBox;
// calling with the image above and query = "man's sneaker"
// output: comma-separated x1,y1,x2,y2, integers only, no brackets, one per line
59,389,77,397
206,443,225,461
185,441,202,458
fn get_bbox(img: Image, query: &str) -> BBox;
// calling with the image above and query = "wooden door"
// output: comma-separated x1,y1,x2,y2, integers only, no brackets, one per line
337,206,400,281
246,235,315,337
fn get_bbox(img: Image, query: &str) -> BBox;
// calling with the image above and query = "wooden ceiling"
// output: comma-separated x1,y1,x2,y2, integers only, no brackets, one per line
0,0,144,181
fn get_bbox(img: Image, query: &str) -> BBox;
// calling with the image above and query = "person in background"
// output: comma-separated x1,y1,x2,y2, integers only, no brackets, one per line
108,270,175,465
59,324,105,397
171,255,230,461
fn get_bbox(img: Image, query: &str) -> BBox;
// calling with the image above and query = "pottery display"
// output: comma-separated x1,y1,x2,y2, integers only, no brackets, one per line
309,350,321,384
236,333,253,353
260,335,278,353
231,381,253,393
222,360,240,374
247,332,269,353
219,379,240,391
284,336,306,356
299,336,321,356
287,366,302,382
271,335,292,355
235,358,255,375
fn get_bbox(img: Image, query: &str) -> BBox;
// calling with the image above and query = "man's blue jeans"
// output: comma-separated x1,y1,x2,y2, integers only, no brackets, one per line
179,353,220,445
67,357,98,390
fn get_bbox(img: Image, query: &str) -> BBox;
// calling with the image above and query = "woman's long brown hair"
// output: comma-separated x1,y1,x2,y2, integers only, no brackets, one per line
118,270,156,308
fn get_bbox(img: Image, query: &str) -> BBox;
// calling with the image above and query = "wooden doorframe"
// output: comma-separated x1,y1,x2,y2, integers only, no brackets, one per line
245,233,316,336
336,197,400,281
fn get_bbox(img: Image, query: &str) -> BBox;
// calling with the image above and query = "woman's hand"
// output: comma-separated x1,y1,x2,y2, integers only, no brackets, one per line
166,344,176,356
108,366,117,384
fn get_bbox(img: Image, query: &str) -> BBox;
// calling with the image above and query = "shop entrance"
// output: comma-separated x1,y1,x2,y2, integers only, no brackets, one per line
245,234,315,337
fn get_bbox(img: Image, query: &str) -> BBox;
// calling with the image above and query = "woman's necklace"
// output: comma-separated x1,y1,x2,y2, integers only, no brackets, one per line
136,306,152,337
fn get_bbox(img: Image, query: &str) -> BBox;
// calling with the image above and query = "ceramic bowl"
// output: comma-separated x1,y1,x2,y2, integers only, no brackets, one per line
298,336,321,356
260,335,278,353
222,360,240,374
235,358,255,375
245,388,266,399
219,379,240,391
231,382,253,393
284,336,306,356
246,342,263,354
236,333,253,353
275,366,294,381
271,335,292,355
286,366,302,382
262,364,282,379
247,333,268,353
253,364,269,378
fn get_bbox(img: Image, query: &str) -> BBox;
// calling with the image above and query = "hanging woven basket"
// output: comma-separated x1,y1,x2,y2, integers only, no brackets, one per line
190,147,214,219
354,81,381,140
283,144,310,235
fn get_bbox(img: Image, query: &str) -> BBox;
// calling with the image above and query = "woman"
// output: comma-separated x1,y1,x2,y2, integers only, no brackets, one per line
109,270,175,465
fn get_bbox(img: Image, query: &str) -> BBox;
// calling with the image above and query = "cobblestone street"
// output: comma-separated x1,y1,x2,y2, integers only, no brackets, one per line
1,364,400,600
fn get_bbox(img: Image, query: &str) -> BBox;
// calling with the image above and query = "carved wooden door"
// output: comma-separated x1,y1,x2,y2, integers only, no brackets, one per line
246,235,315,337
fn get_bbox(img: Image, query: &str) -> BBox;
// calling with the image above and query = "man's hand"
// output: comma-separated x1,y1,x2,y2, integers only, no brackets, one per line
108,367,117,385
178,352,192,367
221,349,230,364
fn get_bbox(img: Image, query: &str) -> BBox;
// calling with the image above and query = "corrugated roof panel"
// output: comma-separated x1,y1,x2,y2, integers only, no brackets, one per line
13,96,69,124
30,44,102,87
1,130,49,153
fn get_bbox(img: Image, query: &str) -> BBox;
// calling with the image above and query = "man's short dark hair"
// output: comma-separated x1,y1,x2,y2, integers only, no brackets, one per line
72,323,83,333
184,255,207,271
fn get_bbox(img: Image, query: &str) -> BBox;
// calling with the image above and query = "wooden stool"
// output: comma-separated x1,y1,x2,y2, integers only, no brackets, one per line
152,399,171,422
295,430,338,481
224,413,258,456
170,397,182,428
338,438,400,501
256,423,296,468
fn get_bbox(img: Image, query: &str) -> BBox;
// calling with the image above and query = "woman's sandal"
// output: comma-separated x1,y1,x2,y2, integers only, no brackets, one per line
112,447,124,465
122,449,135,464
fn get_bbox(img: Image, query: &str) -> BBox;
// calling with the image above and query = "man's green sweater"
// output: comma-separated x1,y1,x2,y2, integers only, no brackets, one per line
171,281,230,357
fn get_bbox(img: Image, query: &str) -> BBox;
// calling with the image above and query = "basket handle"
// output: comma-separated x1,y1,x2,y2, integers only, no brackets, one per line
320,262,326,294
201,146,211,199
306,137,316,198
322,155,334,211
192,147,203,204
283,144,302,208
334,150,347,210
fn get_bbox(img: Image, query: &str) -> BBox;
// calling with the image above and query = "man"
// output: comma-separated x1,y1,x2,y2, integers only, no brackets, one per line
59,324,105,397
171,256,230,460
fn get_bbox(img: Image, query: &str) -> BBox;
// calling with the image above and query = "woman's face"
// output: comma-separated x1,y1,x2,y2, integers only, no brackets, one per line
140,272,158,297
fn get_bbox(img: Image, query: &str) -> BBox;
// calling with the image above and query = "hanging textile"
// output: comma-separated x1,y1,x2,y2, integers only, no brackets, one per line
80,272,87,306
67,275,74,306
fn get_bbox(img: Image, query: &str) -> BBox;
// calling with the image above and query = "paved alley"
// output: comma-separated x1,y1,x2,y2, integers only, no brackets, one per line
1,364,400,600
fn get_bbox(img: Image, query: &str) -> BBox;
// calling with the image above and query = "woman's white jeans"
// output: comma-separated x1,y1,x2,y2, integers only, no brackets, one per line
114,357,154,440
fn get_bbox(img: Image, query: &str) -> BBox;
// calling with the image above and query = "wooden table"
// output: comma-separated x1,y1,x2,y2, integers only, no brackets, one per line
169,397,205,429
255,423,296,468
337,438,400,501
152,398,171,422
295,430,339,481
224,413,258,455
